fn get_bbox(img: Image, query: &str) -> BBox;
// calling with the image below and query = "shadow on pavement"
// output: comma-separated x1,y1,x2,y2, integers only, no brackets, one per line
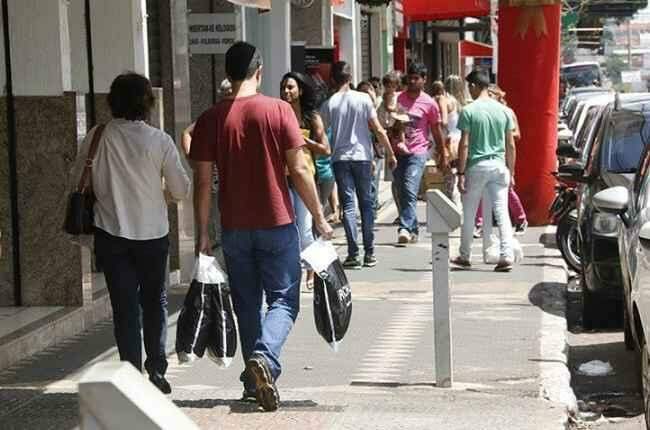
539,233,557,249
0,390,78,429
174,398,329,414
528,282,565,318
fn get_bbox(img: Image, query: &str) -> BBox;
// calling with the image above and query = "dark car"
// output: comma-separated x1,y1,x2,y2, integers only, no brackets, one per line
576,100,650,327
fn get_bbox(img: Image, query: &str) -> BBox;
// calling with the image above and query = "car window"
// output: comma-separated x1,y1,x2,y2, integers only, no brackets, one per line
575,106,599,149
585,110,609,175
635,147,650,209
570,104,586,130
562,64,601,87
601,112,650,173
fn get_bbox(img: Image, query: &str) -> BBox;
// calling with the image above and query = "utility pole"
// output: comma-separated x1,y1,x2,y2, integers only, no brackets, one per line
627,18,632,68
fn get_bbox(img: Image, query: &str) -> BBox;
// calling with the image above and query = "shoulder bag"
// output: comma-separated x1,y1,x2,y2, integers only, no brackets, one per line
64,124,106,235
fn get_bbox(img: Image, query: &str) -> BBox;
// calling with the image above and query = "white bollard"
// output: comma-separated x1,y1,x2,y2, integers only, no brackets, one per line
78,362,200,430
426,189,462,388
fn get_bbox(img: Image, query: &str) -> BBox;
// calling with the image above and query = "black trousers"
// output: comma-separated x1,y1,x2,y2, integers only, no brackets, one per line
94,228,169,375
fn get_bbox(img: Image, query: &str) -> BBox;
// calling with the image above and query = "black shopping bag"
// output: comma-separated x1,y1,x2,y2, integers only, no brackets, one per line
206,283,238,368
313,258,352,351
176,280,213,362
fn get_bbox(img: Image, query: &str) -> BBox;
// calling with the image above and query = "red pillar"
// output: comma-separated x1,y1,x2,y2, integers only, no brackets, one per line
498,5,560,225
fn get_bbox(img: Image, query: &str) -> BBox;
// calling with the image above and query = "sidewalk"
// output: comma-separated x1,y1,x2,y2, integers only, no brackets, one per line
0,187,574,430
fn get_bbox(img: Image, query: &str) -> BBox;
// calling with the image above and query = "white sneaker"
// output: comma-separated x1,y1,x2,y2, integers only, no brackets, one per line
397,230,410,246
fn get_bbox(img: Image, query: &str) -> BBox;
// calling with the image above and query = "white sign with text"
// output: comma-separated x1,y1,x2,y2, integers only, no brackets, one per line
188,14,237,55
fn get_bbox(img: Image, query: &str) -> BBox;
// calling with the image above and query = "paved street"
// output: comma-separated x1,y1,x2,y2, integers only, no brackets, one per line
566,276,646,429
0,201,575,429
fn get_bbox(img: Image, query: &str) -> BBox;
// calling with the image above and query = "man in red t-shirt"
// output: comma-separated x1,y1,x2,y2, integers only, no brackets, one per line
190,41,332,412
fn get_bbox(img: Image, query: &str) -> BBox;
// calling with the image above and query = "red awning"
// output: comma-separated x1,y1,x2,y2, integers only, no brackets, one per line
403,0,489,21
459,40,493,58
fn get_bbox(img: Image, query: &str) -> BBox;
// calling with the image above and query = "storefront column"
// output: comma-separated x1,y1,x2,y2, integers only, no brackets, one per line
498,2,560,225
244,0,290,97
0,0,87,306
91,0,148,95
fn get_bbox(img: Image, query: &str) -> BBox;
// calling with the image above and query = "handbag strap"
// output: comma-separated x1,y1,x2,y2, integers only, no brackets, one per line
77,124,106,192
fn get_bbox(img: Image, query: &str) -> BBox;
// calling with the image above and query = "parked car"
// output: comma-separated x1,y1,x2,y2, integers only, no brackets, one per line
575,98,650,328
561,62,604,88
592,122,650,429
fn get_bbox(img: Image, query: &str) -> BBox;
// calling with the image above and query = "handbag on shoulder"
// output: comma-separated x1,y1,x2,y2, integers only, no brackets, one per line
64,124,106,235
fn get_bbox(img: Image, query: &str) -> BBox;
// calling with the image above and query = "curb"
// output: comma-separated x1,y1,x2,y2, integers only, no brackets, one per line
539,225,578,428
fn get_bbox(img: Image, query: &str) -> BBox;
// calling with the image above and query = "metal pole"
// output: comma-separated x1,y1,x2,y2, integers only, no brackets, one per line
431,232,452,387
2,0,22,306
627,19,632,69
210,0,217,105
84,0,96,127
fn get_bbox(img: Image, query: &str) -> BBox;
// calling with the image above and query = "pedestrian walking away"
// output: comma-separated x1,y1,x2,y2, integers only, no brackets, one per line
358,81,384,218
181,78,233,267
280,71,331,290
377,71,403,223
432,80,461,203
394,63,446,246
71,73,191,394
190,41,333,412
451,70,517,272
320,61,396,270
474,85,528,240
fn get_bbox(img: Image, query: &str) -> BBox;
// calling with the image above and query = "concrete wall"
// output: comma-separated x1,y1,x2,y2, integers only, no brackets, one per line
188,0,233,121
0,101,13,306
91,0,149,93
0,94,84,306
292,2,324,46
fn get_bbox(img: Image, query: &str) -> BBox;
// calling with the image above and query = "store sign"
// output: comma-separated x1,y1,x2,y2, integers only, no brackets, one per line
188,14,237,54
621,70,642,84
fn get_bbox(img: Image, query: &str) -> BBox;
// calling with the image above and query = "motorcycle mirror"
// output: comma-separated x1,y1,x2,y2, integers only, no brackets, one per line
556,143,580,159
558,163,585,177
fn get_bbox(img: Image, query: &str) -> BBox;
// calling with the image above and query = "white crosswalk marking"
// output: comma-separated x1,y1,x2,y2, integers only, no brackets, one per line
350,304,432,384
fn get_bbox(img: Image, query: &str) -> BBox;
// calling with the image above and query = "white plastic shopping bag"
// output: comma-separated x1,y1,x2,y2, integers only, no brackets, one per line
175,254,237,368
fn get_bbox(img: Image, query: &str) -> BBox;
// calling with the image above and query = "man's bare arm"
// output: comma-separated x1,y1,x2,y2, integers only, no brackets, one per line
193,160,213,254
505,130,516,181
181,123,195,157
457,131,470,193
369,117,397,169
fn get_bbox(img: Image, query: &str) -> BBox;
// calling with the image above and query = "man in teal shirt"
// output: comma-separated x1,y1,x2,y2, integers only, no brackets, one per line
451,71,516,272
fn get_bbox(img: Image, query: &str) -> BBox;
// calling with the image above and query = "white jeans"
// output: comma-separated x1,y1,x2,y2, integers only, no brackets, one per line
460,159,513,261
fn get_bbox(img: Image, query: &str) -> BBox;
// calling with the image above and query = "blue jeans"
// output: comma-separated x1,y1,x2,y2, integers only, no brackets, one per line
371,157,383,214
289,186,315,251
222,224,301,386
94,228,169,376
333,161,375,257
394,153,428,235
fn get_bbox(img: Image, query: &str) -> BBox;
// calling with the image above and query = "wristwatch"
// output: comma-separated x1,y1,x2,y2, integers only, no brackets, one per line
456,171,465,176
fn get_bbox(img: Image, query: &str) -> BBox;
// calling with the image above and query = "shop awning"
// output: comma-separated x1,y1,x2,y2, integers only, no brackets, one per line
403,0,490,21
459,40,493,58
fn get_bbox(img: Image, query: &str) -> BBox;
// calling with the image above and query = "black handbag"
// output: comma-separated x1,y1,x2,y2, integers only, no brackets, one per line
64,124,106,235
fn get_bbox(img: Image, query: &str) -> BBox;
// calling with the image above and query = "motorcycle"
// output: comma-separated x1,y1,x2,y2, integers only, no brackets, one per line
550,171,581,273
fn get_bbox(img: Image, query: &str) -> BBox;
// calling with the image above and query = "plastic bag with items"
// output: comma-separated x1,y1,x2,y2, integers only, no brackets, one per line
301,239,352,352
175,253,237,368
484,234,524,264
